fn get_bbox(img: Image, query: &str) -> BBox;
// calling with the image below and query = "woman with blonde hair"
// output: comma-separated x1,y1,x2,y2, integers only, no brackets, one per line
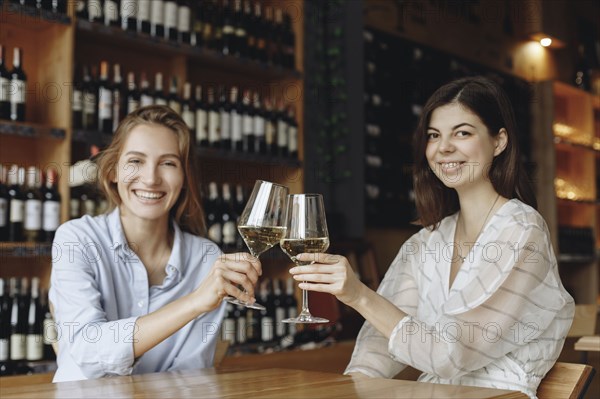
50,105,259,382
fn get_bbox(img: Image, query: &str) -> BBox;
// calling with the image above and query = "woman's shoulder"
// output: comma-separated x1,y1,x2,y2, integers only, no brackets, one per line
499,198,547,230
179,230,222,258
55,213,112,242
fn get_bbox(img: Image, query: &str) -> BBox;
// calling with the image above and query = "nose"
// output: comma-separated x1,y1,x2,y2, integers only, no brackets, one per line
438,135,455,153
140,163,161,185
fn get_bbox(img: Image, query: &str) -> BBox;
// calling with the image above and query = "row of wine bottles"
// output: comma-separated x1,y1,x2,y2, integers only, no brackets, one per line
0,45,27,122
76,0,296,69
0,164,61,243
5,0,67,14
221,277,297,346
0,277,56,376
73,62,299,158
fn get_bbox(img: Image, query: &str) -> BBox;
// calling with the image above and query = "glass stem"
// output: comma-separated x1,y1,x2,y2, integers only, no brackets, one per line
299,284,311,317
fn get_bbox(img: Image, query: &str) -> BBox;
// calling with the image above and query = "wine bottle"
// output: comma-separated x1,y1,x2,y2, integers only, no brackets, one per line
0,278,11,373
219,86,231,150
272,8,284,67
23,166,42,243
206,182,222,246
150,0,165,38
40,288,56,361
276,99,289,158
191,1,204,47
234,183,245,250
221,183,236,252
126,71,140,115
194,85,208,147
210,0,223,52
200,0,214,49
252,91,266,154
164,0,178,41
97,61,113,134
0,165,9,241
80,183,97,217
241,89,254,153
71,65,84,130
221,0,235,56
260,280,274,342
573,43,592,92
9,47,27,122
88,0,102,23
245,306,260,343
272,279,286,339
181,82,195,129
0,44,10,120
41,167,60,243
137,0,151,35
234,305,246,345
7,165,25,242
103,0,119,27
9,277,28,362
112,64,125,131
264,97,276,156
178,0,192,44
221,303,236,344
139,72,153,107
253,2,267,63
82,65,98,131
264,6,275,65
229,86,243,152
120,0,137,32
282,12,295,69
284,277,297,337
207,87,220,148
232,0,246,58
75,0,88,21
25,277,43,361
243,0,255,60
167,76,181,115
287,105,298,159
154,72,167,106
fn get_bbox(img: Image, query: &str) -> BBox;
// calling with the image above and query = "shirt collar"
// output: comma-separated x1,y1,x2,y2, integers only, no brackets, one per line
108,207,186,276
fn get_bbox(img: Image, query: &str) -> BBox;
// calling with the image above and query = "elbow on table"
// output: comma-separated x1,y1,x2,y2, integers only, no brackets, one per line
69,337,132,380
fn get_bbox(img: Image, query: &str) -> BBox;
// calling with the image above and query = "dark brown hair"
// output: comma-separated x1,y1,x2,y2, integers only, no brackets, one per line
413,76,536,229
95,105,206,236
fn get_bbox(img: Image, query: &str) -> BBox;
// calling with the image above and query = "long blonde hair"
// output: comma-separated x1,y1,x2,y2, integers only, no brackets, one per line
95,105,206,236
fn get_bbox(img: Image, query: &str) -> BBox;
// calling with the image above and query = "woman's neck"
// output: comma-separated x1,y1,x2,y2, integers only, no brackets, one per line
456,184,505,238
119,206,172,259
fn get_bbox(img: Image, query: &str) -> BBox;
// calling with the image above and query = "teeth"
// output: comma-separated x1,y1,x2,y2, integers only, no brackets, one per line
135,190,165,200
441,162,460,168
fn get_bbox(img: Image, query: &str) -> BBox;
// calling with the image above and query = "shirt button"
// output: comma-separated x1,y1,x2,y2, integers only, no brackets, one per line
138,300,144,308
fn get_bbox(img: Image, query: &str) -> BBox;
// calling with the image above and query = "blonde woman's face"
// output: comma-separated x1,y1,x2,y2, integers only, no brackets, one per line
114,124,184,223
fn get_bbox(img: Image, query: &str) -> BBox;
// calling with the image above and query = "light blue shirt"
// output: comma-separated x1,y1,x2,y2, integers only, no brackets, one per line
49,207,225,382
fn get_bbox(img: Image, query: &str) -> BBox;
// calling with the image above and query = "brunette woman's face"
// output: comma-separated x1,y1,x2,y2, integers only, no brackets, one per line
425,103,506,191
114,124,184,223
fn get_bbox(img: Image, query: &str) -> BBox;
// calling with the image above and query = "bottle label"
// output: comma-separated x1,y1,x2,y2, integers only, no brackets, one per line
223,25,235,35
26,334,43,361
10,333,26,360
265,121,276,145
127,99,140,114
275,307,286,336
0,339,8,361
10,199,24,223
0,77,9,102
253,116,265,138
137,0,151,21
287,307,297,335
195,109,208,141
72,89,83,112
83,199,96,216
220,110,231,140
208,110,220,144
242,115,253,137
88,0,102,20
151,0,164,25
121,0,137,19
43,317,58,344
25,199,42,230
208,223,222,244
261,316,274,342
236,315,247,344
288,126,298,152
140,94,154,107
182,110,195,129
231,111,242,142
43,200,61,231
168,100,181,115
277,120,288,147
11,80,26,104
155,98,167,106
0,198,7,227
98,87,113,119
84,93,97,115
104,0,118,23
164,2,178,29
221,318,236,344
178,6,191,32
222,220,236,245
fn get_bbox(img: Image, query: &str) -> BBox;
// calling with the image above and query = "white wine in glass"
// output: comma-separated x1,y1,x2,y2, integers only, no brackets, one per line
280,193,330,324
225,180,288,310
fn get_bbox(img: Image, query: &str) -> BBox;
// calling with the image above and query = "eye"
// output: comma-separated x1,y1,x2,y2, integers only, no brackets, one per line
456,130,472,137
427,132,439,140
162,160,179,167
127,158,141,164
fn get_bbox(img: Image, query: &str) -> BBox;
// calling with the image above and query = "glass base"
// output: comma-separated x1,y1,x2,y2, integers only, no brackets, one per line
223,296,266,311
283,315,329,324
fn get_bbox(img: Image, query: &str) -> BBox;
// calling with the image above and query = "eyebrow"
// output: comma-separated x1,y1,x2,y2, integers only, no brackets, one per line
427,123,476,132
124,151,180,159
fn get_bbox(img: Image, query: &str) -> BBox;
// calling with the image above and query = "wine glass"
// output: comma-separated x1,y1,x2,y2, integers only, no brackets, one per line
280,194,330,323
225,180,288,310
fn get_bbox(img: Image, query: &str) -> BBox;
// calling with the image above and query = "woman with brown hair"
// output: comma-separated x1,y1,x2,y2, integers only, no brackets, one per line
50,106,259,382
290,77,574,398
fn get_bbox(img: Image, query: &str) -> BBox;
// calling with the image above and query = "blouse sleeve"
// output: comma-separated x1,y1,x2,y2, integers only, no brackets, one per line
386,217,572,380
344,236,421,378
50,223,137,379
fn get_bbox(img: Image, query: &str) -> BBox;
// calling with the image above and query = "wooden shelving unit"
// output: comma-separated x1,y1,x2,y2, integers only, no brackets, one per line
532,81,599,305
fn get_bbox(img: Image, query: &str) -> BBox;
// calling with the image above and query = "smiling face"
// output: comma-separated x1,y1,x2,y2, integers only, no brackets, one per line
425,102,506,191
114,123,184,224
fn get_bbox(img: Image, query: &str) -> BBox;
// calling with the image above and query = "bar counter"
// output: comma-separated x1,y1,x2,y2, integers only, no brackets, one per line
0,367,528,398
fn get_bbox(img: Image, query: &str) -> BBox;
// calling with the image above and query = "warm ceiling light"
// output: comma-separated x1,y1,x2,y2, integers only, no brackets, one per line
540,37,552,47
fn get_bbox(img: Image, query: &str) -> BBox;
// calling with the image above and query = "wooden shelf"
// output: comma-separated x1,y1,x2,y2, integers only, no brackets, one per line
558,254,597,264
0,242,53,258
76,20,302,82
1,2,71,27
0,120,66,140
554,137,599,153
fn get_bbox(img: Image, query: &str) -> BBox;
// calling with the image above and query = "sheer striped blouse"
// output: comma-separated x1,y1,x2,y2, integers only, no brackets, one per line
345,199,575,399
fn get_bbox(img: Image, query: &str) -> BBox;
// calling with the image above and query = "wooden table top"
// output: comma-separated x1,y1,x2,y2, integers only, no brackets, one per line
0,367,528,398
